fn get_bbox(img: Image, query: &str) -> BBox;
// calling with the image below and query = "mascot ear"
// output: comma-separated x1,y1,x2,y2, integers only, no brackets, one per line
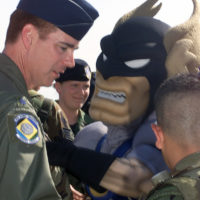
113,0,162,31
164,0,200,77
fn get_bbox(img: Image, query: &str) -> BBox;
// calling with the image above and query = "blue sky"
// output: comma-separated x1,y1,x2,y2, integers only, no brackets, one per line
0,0,193,99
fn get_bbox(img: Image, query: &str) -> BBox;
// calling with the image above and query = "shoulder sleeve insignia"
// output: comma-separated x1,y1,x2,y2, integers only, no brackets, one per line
19,97,27,105
14,114,40,144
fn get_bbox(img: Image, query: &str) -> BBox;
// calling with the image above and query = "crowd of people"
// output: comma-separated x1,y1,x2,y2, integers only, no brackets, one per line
0,0,200,200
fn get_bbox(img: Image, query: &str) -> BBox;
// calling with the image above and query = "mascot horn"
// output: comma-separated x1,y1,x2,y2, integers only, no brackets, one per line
164,0,200,76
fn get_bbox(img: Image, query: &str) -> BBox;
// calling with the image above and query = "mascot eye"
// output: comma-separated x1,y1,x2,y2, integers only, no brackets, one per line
103,54,108,61
146,42,157,47
124,59,150,69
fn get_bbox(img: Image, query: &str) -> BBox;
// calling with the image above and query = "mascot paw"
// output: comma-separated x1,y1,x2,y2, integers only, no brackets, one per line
166,38,199,77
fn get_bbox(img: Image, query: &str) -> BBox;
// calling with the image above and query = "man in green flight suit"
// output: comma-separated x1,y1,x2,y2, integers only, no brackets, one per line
146,73,200,200
0,0,99,199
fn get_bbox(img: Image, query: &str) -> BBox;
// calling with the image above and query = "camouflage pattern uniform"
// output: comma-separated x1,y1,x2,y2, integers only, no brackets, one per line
29,89,74,200
145,152,200,200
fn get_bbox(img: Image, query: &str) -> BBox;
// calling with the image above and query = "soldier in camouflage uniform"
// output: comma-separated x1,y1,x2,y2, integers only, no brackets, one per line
54,59,94,198
29,89,74,200
146,74,200,200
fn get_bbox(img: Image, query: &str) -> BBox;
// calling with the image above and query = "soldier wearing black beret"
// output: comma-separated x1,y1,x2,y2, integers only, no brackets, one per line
55,59,94,197
55,58,94,136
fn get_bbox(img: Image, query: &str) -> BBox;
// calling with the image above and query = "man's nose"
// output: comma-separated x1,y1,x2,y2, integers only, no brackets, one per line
62,50,75,68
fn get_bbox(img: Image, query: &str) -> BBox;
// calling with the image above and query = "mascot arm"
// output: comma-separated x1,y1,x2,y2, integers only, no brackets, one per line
100,157,153,197
74,121,107,149
46,138,115,192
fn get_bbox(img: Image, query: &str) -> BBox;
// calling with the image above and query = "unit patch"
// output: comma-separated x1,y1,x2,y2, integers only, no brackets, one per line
15,114,40,144
19,97,27,105
85,66,91,80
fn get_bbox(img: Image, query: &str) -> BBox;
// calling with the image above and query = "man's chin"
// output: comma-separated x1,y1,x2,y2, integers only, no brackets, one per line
74,105,82,110
42,80,54,87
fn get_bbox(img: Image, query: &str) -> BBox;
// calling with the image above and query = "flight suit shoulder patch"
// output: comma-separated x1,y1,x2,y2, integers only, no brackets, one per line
14,113,40,144
7,97,42,146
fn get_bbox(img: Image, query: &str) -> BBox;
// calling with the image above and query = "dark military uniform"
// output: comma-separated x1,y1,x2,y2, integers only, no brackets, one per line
0,53,61,199
29,89,75,200
70,109,94,136
145,152,200,200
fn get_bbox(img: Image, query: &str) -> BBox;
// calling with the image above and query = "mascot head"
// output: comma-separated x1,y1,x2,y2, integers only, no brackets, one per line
89,0,170,125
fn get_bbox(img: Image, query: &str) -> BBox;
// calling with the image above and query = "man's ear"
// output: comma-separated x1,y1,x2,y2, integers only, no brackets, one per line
151,123,164,150
21,24,34,50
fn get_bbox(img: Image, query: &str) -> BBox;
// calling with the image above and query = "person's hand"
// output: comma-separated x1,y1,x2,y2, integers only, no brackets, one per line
70,185,91,200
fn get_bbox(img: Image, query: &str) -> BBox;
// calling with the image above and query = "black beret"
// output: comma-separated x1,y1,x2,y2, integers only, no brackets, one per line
17,0,99,41
56,59,91,82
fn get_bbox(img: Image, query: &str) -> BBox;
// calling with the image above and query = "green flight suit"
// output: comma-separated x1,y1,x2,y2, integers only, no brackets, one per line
145,152,200,200
0,53,61,200
29,89,75,200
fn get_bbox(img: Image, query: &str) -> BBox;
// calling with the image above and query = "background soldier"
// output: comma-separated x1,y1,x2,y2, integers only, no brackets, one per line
55,58,94,137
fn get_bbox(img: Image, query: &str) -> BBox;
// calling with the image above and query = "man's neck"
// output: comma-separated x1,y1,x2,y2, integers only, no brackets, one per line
4,43,32,89
59,101,79,125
